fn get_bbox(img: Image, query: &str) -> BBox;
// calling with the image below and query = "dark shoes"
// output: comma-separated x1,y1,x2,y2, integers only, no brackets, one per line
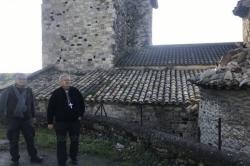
11,161,19,166
30,156,43,164
71,159,78,165
10,156,43,165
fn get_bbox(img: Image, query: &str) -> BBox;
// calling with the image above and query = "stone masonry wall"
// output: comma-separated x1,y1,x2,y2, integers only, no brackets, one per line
243,17,250,44
199,88,250,154
35,100,198,140
42,0,116,71
86,103,198,141
240,8,250,45
113,0,127,61
86,115,250,166
42,0,153,71
126,0,152,49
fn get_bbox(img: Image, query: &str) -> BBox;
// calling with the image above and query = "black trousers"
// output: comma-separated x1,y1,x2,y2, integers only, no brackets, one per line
7,118,38,162
55,121,81,166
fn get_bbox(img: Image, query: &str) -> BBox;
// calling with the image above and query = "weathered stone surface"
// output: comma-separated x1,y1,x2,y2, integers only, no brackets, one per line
191,47,250,88
233,0,250,18
86,103,198,140
83,114,250,166
42,0,154,72
199,88,250,155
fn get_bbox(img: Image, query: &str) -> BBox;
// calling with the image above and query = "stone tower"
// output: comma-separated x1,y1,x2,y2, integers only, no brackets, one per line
234,0,250,45
42,0,158,72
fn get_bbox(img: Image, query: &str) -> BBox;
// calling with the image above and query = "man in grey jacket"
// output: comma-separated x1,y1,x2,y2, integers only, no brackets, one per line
0,74,43,166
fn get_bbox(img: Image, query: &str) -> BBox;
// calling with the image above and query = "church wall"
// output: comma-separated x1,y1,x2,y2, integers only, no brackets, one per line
86,103,198,141
243,17,250,44
42,0,116,72
125,0,153,49
42,0,153,71
199,88,250,155
35,100,198,140
113,0,153,61
112,0,127,62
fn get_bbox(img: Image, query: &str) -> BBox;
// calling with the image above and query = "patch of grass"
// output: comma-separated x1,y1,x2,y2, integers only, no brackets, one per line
118,143,169,166
35,128,56,149
35,128,118,158
79,135,118,158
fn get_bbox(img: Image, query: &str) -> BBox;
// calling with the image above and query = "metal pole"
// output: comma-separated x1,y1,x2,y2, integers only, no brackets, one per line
94,104,101,116
140,105,143,126
102,104,107,117
218,118,222,150
198,127,201,143
101,105,103,117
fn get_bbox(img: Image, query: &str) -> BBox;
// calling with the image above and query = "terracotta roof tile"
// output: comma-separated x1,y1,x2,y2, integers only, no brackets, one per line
29,68,203,106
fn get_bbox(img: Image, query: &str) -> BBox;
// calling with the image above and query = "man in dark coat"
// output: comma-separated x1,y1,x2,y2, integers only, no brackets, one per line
47,74,85,166
0,73,43,166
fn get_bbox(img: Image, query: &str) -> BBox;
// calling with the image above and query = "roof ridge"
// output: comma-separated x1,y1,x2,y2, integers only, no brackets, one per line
146,42,241,48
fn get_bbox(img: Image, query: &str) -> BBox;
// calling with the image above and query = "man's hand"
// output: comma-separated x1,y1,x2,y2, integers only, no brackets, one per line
48,124,53,129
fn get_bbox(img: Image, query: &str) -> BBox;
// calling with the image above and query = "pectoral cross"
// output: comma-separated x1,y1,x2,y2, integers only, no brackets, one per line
69,103,73,109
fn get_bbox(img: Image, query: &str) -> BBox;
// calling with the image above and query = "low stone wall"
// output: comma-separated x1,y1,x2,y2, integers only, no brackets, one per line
86,103,198,141
199,88,250,154
35,100,198,140
83,115,250,166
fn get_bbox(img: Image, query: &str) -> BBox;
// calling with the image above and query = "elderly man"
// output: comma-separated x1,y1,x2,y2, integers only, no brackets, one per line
47,74,85,166
0,73,43,166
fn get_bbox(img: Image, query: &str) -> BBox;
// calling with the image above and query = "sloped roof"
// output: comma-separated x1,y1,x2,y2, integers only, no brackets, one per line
29,68,202,106
2,42,239,105
116,43,238,67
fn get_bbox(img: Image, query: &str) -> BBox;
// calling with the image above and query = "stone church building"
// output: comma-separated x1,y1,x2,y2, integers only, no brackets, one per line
34,0,239,141
1,0,250,157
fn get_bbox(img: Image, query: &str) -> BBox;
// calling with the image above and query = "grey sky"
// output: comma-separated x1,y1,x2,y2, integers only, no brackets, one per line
153,0,242,44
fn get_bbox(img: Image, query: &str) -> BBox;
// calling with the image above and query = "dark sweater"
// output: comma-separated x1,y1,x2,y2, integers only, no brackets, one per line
0,86,35,119
47,86,85,123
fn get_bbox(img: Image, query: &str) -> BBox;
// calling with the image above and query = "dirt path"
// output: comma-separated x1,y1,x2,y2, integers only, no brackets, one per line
0,143,120,166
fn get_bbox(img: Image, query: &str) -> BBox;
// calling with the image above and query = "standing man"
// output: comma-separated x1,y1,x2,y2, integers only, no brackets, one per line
47,74,85,166
0,73,43,166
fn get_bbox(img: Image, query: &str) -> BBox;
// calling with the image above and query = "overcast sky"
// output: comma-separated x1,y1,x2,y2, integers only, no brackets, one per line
0,0,243,73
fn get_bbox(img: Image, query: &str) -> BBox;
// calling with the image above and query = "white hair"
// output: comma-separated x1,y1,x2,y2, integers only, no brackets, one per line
15,73,27,80
59,73,71,82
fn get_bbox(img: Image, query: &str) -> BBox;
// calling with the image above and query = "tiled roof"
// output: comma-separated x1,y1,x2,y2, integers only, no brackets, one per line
29,68,202,106
116,43,238,67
